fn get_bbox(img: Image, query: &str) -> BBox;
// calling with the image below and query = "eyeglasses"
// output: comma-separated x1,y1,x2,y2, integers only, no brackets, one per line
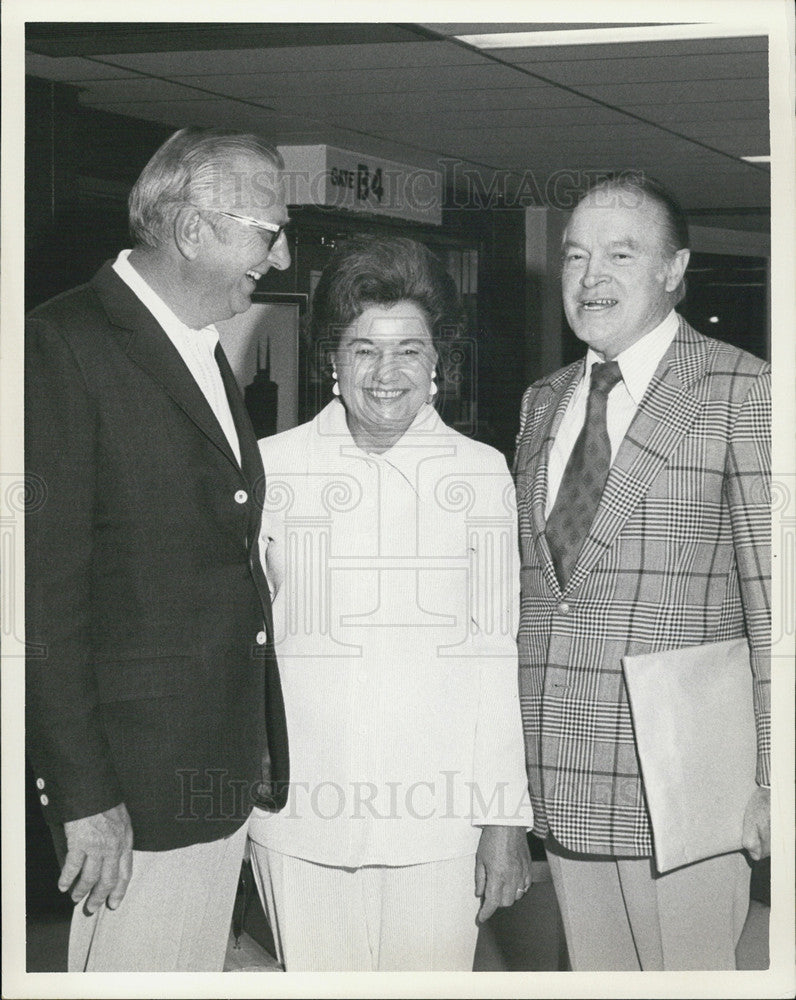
193,206,290,249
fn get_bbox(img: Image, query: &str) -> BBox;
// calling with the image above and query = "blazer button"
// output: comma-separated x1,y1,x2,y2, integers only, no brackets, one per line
40,794,49,806
256,631,267,645
36,778,45,789
235,490,248,504
557,602,570,614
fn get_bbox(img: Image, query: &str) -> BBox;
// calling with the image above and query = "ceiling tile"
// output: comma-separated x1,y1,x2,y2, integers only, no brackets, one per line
477,36,767,64
26,52,138,81
170,63,539,101
264,85,589,117
24,25,772,214
102,41,485,76
517,52,767,86
573,78,769,105
76,78,228,105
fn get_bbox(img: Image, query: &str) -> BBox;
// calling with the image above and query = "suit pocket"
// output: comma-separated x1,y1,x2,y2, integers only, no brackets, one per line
94,654,195,703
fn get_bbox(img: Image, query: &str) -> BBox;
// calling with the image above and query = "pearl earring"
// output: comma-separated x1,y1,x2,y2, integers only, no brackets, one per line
429,369,438,400
332,368,341,397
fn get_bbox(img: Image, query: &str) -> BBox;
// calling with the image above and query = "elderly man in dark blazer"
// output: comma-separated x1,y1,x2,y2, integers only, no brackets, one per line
25,127,292,971
514,173,770,970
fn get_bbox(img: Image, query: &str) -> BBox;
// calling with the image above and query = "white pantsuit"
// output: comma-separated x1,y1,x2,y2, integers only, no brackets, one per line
249,400,532,970
250,848,479,971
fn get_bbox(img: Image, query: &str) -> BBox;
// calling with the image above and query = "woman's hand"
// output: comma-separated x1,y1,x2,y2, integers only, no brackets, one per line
474,824,532,923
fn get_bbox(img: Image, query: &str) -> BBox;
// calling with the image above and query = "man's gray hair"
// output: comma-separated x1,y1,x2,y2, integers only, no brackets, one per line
128,127,283,248
577,171,690,304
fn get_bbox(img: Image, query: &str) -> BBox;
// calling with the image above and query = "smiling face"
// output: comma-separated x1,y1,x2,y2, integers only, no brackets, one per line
333,301,438,453
561,190,689,360
191,153,291,324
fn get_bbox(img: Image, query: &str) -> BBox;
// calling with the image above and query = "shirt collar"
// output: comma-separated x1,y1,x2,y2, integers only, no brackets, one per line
317,398,446,476
112,249,218,349
585,309,679,406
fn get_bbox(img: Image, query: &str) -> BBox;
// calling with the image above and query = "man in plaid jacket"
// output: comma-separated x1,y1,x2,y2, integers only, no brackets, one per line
514,173,770,970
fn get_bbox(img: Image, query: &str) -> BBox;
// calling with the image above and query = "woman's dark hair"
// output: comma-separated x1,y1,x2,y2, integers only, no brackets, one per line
309,235,465,351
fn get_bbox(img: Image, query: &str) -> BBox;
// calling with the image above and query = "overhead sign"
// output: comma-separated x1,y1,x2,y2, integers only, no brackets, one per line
277,144,442,226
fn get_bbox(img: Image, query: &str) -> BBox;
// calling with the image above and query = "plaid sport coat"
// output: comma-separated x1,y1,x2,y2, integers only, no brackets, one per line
514,316,771,857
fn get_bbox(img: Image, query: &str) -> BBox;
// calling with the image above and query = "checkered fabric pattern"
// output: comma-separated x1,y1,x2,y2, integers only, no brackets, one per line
513,318,771,857
546,361,623,588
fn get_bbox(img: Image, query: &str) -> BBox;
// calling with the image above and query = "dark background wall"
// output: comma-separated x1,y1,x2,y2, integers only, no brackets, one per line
26,76,173,308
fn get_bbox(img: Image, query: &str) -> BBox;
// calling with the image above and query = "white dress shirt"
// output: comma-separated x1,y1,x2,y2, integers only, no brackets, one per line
546,310,680,516
112,249,241,465
249,399,532,867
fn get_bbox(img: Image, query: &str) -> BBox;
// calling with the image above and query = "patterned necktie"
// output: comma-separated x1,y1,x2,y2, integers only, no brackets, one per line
546,360,623,588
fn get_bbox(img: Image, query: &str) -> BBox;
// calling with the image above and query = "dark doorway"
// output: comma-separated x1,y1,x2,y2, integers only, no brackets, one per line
679,252,769,361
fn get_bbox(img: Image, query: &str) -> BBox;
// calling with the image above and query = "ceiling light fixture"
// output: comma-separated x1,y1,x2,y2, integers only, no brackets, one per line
453,23,765,48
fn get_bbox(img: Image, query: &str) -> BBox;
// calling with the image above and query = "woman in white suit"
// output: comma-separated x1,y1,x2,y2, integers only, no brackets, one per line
249,236,532,971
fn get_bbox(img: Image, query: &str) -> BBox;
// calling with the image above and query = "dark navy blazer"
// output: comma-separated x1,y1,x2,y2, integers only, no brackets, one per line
25,261,289,852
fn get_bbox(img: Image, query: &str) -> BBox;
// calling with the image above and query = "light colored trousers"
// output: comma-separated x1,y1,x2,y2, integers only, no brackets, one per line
249,844,480,971
546,841,751,971
68,819,248,972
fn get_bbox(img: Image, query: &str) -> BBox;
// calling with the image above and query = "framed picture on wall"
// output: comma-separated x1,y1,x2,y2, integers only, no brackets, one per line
216,292,308,436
